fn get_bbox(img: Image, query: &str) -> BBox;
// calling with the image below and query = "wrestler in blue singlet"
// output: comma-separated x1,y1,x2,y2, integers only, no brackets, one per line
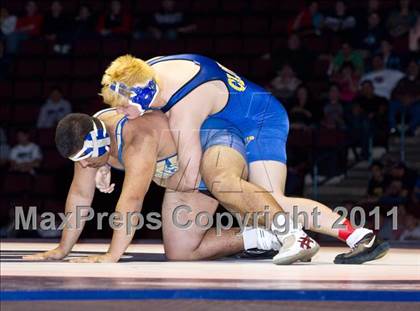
147,54,289,164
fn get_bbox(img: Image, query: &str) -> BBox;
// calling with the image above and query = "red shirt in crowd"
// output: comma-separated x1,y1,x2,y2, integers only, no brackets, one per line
16,14,43,36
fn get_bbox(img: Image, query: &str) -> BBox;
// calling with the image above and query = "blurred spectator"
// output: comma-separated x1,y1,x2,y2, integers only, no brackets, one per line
389,59,420,134
72,4,96,39
359,12,386,54
289,85,313,129
387,0,418,38
37,86,72,129
0,127,10,166
379,179,407,207
9,129,42,175
345,102,370,160
318,85,348,180
382,154,399,173
43,1,71,54
272,34,315,78
97,0,131,37
399,214,420,240
389,162,418,196
405,58,420,82
0,7,17,37
355,81,389,145
380,39,401,70
366,161,387,203
331,62,360,103
288,0,323,36
0,8,17,54
322,84,345,129
269,64,301,101
4,1,42,54
16,1,42,35
149,0,195,40
331,41,364,75
409,16,420,53
323,0,356,40
366,0,383,19
0,40,11,79
360,54,405,99
356,80,388,118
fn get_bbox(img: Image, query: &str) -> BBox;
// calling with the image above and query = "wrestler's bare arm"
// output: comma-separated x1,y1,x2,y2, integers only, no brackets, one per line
164,87,215,191
163,114,203,191
23,163,98,260
105,131,159,261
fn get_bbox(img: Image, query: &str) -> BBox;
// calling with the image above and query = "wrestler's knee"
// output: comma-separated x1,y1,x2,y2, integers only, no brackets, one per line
165,245,201,261
165,248,188,261
204,170,242,198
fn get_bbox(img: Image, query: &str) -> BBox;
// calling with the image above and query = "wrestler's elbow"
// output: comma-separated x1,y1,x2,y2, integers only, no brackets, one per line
182,170,200,191
117,196,144,213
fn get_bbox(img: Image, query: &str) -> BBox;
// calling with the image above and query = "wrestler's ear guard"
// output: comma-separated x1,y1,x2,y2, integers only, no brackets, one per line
69,119,111,162
109,80,160,116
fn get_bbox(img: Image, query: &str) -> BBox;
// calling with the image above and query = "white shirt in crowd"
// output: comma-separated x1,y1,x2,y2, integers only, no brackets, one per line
360,69,405,99
1,15,17,35
9,143,42,164
37,99,72,128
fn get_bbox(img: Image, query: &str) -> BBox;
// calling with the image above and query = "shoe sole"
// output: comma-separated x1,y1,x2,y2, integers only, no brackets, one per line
272,243,320,265
334,241,390,264
236,250,278,259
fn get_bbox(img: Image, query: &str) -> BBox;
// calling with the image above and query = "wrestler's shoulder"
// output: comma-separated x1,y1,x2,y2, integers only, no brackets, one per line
124,112,167,140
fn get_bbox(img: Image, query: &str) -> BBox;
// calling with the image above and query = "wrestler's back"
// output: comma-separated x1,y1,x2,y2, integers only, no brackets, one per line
94,109,177,170
150,58,228,117
147,54,286,134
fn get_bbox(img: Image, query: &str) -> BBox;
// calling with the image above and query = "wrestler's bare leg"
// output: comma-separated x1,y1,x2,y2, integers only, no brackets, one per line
200,146,286,226
249,161,342,238
248,160,390,265
162,190,243,261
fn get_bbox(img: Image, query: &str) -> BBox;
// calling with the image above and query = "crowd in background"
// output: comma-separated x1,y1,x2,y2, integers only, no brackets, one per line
0,0,195,56
0,0,419,240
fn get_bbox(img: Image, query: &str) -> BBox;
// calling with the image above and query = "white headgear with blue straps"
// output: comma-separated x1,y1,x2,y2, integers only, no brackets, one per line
69,119,111,161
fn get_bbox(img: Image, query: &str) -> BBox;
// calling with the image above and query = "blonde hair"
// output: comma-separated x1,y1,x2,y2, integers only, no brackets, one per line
100,54,155,107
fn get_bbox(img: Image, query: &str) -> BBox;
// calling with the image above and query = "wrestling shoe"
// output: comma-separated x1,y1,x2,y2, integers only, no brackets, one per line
334,233,390,264
272,231,320,265
235,249,278,259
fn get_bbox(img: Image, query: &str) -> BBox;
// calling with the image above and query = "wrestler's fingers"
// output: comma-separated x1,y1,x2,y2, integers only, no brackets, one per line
99,184,115,193
23,250,65,261
23,253,48,260
106,184,115,193
68,257,89,263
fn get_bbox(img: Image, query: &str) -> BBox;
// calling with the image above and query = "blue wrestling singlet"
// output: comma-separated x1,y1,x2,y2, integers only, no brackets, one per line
147,54,289,163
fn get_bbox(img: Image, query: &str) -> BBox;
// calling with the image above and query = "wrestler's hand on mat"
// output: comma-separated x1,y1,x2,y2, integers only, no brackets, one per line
68,253,117,263
23,247,68,261
95,165,115,194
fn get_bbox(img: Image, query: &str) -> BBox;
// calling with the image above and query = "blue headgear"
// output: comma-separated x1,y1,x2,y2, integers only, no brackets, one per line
109,79,160,114
69,119,111,161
